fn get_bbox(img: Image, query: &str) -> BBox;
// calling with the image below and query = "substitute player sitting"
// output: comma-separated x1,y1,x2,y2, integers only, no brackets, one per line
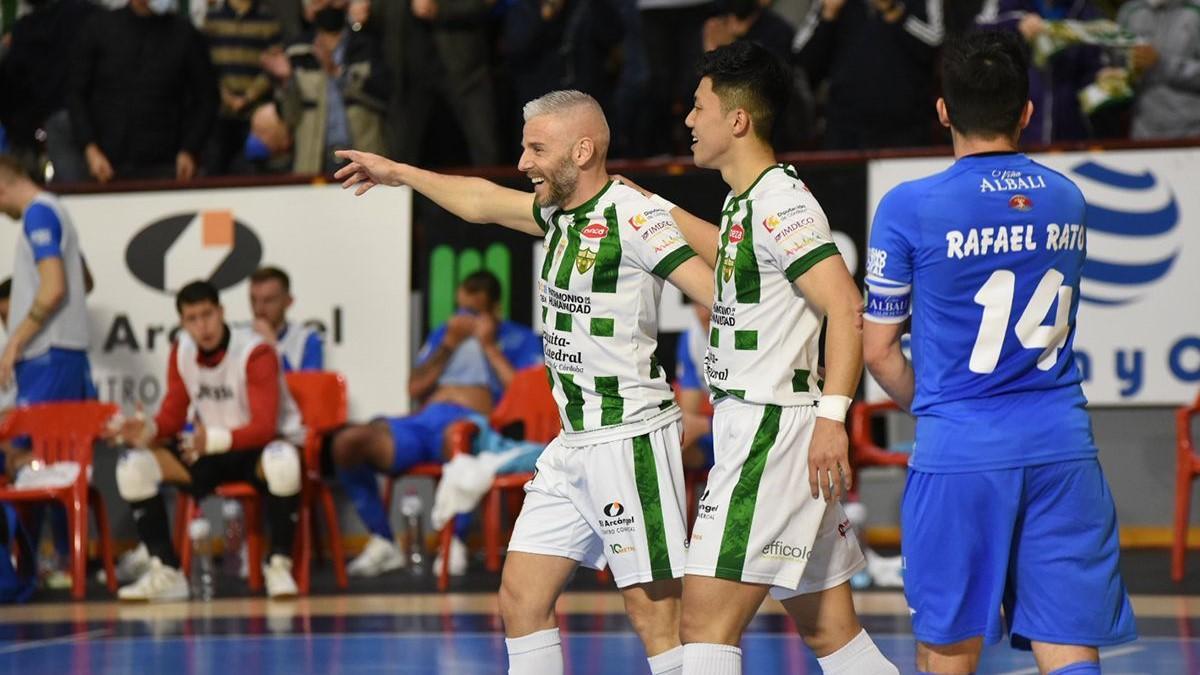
863,31,1135,674
335,90,713,675
109,281,306,601
328,270,542,577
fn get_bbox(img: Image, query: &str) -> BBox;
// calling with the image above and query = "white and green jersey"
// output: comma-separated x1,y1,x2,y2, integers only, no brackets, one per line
706,164,842,406
535,180,697,447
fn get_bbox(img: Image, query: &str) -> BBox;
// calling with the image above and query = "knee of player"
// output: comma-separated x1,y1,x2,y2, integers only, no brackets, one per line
624,595,679,643
678,606,719,644
116,448,163,502
261,440,302,497
498,575,552,625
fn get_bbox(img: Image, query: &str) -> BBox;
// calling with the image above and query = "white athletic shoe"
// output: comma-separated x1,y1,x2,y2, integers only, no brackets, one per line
97,542,154,586
264,554,299,599
118,557,189,602
346,535,405,577
433,536,469,577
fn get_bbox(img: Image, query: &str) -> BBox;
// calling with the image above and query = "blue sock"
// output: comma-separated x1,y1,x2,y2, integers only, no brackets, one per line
338,463,394,541
1048,662,1100,675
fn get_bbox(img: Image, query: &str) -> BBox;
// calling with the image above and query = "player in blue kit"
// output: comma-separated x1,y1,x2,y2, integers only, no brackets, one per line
862,32,1136,674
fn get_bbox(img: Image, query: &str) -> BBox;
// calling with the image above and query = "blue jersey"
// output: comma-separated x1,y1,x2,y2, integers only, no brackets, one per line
865,152,1097,473
417,315,544,402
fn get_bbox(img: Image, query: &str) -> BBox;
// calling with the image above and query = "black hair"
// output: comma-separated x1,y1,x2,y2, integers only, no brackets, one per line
696,41,790,143
0,278,10,301
175,280,221,314
460,270,502,306
942,31,1031,138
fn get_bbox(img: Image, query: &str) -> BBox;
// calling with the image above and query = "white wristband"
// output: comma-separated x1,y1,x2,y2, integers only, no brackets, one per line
205,427,233,454
816,395,853,423
649,193,677,213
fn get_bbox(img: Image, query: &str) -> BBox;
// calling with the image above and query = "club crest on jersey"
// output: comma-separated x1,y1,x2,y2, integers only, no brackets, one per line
575,246,598,274
628,213,648,230
762,215,781,233
1009,194,1033,211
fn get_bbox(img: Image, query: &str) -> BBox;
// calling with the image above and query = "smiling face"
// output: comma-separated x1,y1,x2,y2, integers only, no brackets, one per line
517,114,581,209
685,77,735,170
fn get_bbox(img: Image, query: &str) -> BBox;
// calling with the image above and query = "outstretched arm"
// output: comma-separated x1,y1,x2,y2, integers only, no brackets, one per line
335,150,543,236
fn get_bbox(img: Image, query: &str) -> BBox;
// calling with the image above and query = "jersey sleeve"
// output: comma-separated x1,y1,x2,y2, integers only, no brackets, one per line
533,202,555,233
864,186,916,324
23,203,64,263
675,330,703,390
415,324,448,367
625,204,697,278
300,330,324,370
757,192,840,282
154,343,191,441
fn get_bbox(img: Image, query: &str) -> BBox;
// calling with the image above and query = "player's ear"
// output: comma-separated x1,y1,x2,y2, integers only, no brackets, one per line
731,108,751,137
575,137,595,166
935,98,951,129
1018,100,1034,131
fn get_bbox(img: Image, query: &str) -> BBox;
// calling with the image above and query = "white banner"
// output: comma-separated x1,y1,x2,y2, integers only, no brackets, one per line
867,147,1200,405
0,184,412,419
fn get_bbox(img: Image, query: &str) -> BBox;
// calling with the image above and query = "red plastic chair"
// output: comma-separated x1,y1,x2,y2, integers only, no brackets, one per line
177,371,351,593
848,400,912,500
0,401,119,599
435,366,561,591
285,371,352,592
1172,392,1200,582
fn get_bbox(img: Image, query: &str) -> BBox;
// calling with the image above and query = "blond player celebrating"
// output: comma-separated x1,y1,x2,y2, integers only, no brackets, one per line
335,90,713,675
628,42,898,674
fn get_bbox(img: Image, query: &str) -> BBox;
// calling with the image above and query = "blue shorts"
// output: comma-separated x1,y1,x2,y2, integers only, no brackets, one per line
379,402,475,474
15,348,97,406
901,459,1137,649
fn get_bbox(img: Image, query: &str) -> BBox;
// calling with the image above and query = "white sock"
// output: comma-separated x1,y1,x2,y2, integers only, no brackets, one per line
815,629,898,674
682,643,741,675
505,628,563,675
648,645,684,674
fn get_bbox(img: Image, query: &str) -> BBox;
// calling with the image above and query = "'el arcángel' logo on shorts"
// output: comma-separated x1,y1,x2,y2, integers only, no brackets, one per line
126,210,263,294
603,501,625,518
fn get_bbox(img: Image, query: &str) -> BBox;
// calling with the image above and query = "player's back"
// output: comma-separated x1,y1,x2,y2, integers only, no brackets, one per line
867,152,1097,472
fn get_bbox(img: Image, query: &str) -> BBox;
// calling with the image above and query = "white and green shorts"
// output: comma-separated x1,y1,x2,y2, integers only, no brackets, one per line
507,420,688,588
686,398,866,596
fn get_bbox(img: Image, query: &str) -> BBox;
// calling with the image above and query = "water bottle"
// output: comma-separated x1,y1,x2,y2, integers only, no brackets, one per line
181,422,196,453
189,518,216,601
221,500,244,579
400,490,426,576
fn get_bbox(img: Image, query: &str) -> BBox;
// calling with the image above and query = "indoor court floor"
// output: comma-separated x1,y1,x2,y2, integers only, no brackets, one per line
2,551,1199,674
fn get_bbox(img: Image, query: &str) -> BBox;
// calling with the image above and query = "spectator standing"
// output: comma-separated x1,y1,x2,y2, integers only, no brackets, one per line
261,0,390,174
1117,0,1200,140
975,0,1105,143
67,0,218,182
793,0,945,150
203,0,282,175
0,0,97,182
501,0,624,116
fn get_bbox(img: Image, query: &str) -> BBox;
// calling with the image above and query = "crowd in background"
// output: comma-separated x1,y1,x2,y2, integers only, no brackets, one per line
0,0,1197,183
